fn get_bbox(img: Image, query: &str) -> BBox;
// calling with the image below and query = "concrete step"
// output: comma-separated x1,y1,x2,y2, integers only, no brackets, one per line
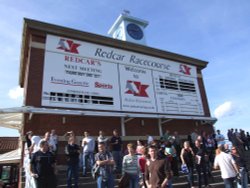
56,179,227,188
56,170,223,187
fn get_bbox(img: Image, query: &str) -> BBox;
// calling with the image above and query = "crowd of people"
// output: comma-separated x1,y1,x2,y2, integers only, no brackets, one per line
25,128,250,188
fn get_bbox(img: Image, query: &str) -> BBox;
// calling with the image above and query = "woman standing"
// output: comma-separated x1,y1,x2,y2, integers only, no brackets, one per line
180,141,195,188
231,146,248,188
122,143,141,188
138,146,147,188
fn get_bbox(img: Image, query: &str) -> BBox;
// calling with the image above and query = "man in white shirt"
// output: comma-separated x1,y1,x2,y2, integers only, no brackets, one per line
29,133,41,155
50,129,58,154
147,134,154,145
97,130,109,148
82,131,95,176
191,129,198,144
214,145,239,188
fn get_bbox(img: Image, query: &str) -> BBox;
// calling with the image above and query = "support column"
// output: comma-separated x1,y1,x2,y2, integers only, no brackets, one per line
158,119,163,136
121,117,126,136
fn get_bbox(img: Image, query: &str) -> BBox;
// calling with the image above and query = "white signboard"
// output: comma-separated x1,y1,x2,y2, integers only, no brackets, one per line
119,65,156,112
153,71,204,115
42,34,204,115
42,52,120,110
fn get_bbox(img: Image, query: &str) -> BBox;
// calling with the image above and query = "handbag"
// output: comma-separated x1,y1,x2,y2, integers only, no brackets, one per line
181,164,189,174
91,163,100,180
118,172,130,188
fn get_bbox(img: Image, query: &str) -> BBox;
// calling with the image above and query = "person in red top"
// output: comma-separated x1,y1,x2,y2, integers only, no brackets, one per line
138,146,147,187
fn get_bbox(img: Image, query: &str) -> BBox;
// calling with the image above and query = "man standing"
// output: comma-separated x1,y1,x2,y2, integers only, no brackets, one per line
95,142,115,188
162,129,170,142
65,136,80,188
214,145,239,188
30,140,57,188
215,130,225,147
173,131,181,158
97,130,109,149
29,132,41,156
50,129,58,154
147,134,154,145
82,131,95,176
145,145,172,188
191,129,198,146
110,129,122,173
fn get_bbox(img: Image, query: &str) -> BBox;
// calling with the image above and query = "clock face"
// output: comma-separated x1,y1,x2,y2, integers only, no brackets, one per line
126,23,143,40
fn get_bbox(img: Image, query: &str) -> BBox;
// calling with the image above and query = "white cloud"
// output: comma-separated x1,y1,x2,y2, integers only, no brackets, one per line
214,101,234,118
8,86,23,100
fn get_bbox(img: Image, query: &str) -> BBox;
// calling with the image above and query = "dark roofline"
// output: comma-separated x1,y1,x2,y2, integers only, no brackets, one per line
0,137,19,153
19,18,208,87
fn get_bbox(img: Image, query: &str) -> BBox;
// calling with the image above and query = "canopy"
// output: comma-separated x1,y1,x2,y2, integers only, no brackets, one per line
0,148,21,164
0,106,217,132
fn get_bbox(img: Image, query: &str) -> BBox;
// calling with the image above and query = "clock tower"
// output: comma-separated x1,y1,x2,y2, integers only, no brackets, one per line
108,12,148,45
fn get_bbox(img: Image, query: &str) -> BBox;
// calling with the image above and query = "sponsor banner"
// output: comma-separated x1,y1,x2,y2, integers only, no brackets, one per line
41,34,204,115
42,52,120,110
119,65,156,112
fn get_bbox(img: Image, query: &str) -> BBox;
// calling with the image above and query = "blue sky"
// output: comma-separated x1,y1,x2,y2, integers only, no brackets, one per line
0,0,250,137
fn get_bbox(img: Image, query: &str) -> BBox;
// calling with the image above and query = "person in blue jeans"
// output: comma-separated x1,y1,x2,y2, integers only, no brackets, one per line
122,143,141,188
231,146,248,188
214,145,239,188
110,129,123,173
65,137,80,188
81,131,95,176
95,142,115,188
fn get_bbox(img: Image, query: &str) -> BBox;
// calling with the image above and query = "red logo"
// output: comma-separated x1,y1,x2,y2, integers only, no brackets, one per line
95,82,113,89
125,80,149,97
57,39,81,54
179,64,191,75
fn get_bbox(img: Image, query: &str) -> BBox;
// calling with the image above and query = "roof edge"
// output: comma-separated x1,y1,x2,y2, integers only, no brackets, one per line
19,18,209,87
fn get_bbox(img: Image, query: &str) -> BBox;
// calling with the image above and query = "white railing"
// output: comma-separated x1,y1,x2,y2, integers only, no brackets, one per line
23,146,37,188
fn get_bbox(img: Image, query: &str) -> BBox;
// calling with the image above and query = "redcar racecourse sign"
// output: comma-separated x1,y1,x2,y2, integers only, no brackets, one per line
42,35,204,115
